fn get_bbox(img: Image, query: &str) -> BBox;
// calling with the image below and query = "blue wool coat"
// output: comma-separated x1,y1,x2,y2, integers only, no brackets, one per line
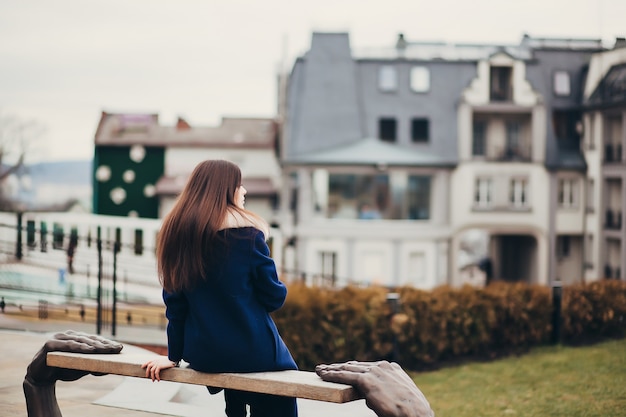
164,227,297,373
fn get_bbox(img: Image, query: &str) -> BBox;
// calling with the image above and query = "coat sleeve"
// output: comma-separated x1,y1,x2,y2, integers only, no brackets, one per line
163,288,188,363
251,230,287,312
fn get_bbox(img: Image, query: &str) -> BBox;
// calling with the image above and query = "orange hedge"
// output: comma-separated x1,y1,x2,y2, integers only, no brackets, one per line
272,280,626,371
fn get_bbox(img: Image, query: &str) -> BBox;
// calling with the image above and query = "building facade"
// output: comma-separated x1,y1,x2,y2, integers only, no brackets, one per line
279,32,620,289
93,112,282,223
581,42,626,281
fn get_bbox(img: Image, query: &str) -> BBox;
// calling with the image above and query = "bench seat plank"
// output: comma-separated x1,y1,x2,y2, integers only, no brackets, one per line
47,351,361,403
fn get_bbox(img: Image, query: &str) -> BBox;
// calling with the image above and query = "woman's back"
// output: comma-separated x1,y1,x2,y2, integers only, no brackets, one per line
164,227,297,373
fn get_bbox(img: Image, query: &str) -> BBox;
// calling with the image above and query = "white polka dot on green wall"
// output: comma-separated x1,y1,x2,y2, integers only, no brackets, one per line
129,145,146,163
123,170,136,183
110,187,127,205
96,165,111,182
144,184,156,198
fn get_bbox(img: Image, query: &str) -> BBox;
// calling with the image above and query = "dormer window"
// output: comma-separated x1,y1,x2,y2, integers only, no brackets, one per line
378,65,398,92
410,66,430,93
490,66,512,101
554,71,571,96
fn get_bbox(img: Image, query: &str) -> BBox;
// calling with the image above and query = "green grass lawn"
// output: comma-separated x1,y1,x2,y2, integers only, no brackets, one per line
412,338,626,417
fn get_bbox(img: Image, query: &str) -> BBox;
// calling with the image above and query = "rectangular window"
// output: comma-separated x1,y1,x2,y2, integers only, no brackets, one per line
558,178,578,208
606,115,623,162
557,235,571,259
588,114,595,149
475,178,492,208
327,173,430,220
510,178,528,208
506,121,521,149
378,65,397,92
554,71,571,96
585,234,594,266
503,121,522,159
553,110,582,150
411,118,429,143
319,251,337,285
472,120,486,156
410,66,430,92
586,178,595,212
329,174,389,219
407,176,431,220
490,66,512,101
379,118,397,142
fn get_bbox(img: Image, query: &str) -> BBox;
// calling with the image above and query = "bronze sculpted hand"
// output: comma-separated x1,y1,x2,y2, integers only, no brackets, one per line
23,330,123,417
316,360,435,417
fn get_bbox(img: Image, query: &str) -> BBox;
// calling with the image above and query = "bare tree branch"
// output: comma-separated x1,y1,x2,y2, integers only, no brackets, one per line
0,110,46,210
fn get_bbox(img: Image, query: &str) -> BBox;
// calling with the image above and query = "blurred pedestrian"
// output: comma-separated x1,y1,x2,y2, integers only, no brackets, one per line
66,234,77,274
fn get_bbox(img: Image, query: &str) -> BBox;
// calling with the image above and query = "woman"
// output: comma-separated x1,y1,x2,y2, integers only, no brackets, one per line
142,160,298,417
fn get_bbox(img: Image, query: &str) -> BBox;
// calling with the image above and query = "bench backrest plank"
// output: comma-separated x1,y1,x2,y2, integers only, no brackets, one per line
47,351,360,403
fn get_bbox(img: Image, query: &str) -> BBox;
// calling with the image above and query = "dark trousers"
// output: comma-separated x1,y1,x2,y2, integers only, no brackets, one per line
223,388,298,417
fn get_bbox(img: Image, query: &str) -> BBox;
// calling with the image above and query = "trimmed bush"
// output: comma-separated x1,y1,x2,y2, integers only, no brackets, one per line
273,280,626,371
562,280,626,344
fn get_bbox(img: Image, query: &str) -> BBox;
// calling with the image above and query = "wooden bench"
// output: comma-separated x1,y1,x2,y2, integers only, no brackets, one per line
47,351,361,404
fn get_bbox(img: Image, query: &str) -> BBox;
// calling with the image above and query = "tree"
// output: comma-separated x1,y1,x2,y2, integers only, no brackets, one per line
0,110,45,211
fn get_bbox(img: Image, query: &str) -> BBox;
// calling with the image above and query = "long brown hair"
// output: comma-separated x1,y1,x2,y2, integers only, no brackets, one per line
157,160,268,293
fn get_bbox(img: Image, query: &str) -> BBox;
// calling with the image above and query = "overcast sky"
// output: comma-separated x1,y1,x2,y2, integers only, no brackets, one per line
1,0,624,162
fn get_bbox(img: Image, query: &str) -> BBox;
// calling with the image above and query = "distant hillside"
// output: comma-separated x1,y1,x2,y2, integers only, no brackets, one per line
6,160,93,210
22,160,92,185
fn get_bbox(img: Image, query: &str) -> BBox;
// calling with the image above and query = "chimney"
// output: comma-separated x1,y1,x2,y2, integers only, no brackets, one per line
396,33,407,50
176,117,191,130
396,33,407,58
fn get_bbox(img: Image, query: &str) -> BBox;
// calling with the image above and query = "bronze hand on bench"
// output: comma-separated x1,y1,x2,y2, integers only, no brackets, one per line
23,330,123,417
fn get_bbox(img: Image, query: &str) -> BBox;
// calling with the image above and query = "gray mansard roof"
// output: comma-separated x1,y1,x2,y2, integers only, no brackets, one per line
283,32,471,167
586,63,626,107
284,32,604,171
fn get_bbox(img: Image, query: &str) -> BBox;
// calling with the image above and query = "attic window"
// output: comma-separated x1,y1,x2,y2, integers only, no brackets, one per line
554,71,571,96
490,66,512,101
410,66,430,93
378,65,397,92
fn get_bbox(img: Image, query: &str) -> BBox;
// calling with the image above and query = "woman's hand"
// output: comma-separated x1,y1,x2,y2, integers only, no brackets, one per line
141,356,177,381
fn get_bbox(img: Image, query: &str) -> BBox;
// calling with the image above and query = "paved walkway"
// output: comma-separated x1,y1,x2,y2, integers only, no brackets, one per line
0,312,375,417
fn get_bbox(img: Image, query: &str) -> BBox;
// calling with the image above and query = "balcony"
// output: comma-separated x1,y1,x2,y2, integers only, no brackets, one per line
604,143,623,163
494,145,532,162
604,264,621,279
605,209,623,230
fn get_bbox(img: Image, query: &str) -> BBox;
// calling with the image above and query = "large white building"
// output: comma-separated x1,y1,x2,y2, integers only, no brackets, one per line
278,32,625,289
581,43,626,281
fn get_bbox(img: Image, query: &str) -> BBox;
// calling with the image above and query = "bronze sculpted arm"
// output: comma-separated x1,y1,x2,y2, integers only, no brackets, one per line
23,330,123,417
316,360,435,417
